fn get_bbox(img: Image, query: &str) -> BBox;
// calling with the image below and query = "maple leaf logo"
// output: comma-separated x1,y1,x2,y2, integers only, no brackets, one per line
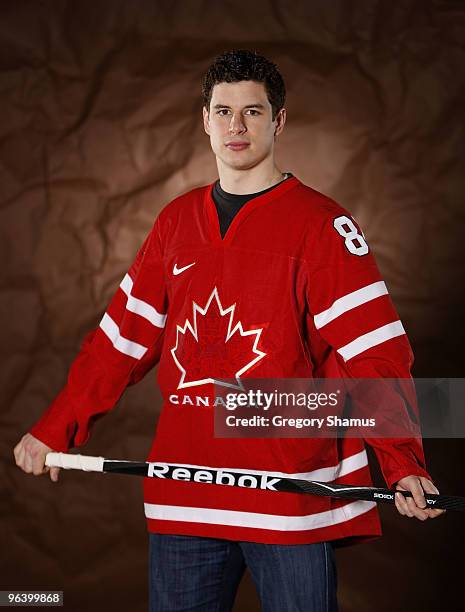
170,286,267,390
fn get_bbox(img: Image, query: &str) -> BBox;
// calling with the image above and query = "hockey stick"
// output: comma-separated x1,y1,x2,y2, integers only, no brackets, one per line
45,452,463,511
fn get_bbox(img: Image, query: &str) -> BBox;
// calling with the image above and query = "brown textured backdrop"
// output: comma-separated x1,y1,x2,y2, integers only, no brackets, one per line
1,1,464,610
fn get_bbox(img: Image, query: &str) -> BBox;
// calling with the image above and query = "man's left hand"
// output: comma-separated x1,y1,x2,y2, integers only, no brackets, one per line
394,475,446,521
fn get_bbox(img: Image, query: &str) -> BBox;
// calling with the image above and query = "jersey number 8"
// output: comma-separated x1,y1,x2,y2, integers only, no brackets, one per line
333,215,369,256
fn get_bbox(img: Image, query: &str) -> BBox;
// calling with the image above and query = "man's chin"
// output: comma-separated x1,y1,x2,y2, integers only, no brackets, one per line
219,154,259,172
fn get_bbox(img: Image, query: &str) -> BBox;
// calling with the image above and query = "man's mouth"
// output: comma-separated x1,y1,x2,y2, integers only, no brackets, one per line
226,142,250,151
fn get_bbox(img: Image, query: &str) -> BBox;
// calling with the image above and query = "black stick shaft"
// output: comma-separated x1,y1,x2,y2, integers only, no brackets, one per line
102,461,462,511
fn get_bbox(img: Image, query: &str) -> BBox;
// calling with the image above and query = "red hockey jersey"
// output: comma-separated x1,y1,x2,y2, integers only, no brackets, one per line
30,175,431,545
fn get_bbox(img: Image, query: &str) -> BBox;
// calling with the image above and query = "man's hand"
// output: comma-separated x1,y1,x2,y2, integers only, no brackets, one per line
394,475,445,520
13,433,61,482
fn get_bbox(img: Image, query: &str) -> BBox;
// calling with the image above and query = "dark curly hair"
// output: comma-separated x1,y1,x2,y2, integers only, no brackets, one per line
201,49,286,121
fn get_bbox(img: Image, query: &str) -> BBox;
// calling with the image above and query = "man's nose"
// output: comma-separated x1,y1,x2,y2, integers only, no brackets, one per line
228,113,246,134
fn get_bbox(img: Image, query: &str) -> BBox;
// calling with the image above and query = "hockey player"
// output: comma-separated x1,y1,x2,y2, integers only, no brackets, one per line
14,49,444,611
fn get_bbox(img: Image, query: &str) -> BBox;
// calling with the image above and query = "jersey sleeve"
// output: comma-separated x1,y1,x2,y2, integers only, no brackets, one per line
304,206,432,488
29,217,168,452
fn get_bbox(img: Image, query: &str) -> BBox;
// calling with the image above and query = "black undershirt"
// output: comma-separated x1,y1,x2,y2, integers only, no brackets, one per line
212,173,293,239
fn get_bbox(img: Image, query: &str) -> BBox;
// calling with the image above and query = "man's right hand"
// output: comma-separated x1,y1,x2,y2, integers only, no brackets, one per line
13,433,61,482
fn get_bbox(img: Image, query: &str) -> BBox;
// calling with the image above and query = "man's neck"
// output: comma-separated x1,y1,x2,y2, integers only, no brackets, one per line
217,162,285,195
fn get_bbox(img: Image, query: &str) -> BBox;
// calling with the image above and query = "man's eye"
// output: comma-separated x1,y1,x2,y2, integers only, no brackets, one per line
216,109,260,116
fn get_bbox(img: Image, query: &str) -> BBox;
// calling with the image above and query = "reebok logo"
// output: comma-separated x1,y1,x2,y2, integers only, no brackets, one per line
173,261,196,275
147,463,281,491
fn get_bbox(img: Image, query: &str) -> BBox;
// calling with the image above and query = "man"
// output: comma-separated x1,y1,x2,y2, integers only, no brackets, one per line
14,49,444,611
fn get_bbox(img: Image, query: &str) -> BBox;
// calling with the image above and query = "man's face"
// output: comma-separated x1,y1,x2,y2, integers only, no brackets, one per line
203,80,285,171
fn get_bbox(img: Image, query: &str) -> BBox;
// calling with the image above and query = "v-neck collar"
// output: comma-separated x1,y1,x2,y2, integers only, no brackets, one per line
204,175,300,246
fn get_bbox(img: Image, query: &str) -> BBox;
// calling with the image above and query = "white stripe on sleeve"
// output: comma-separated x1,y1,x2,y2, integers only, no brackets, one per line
120,273,167,328
337,320,405,362
314,281,388,329
99,313,148,360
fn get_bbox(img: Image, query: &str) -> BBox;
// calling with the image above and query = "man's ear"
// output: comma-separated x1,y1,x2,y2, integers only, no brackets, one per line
203,106,210,135
274,107,286,137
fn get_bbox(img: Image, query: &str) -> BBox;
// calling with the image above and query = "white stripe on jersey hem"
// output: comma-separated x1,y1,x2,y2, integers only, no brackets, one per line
99,313,148,359
120,273,167,328
314,281,388,329
150,449,368,483
337,320,405,362
144,499,376,531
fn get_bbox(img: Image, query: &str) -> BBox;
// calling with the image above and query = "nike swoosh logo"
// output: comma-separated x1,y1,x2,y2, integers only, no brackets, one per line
173,261,196,275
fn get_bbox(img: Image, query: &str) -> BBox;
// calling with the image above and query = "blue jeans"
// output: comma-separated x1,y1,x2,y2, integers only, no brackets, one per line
148,533,338,611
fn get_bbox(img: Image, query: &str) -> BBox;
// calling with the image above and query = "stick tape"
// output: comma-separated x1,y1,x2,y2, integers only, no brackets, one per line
45,452,105,472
